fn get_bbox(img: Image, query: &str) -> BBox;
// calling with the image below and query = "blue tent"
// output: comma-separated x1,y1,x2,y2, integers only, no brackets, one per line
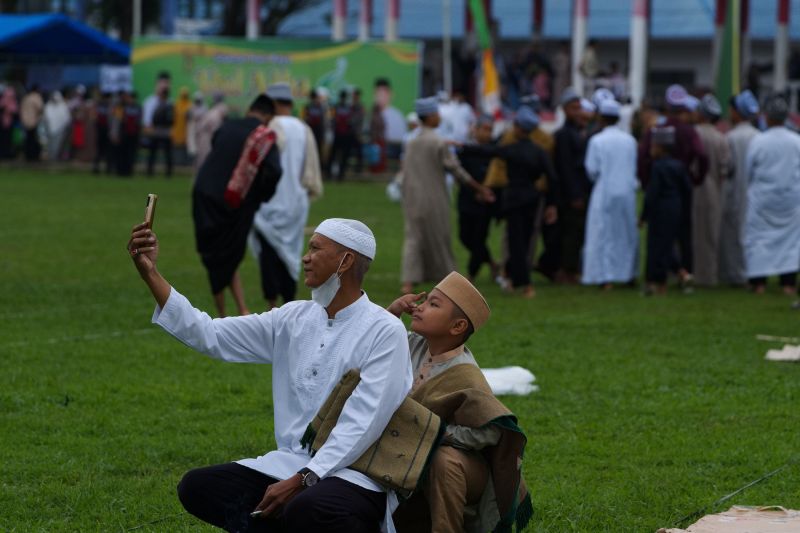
0,14,129,64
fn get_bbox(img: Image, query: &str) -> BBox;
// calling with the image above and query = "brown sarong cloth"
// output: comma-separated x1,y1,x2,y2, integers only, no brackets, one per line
300,369,443,498
405,363,532,533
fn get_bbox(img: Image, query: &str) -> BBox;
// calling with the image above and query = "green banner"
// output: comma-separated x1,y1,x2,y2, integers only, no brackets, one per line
132,37,421,115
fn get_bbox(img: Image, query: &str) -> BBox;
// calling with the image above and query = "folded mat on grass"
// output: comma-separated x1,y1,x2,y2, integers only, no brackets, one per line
659,506,800,533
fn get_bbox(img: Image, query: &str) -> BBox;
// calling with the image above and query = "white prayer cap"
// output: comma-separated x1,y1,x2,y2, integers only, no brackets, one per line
580,98,596,114
315,218,376,260
598,99,621,117
591,87,614,108
406,111,419,124
665,84,688,107
415,97,439,117
266,82,293,102
683,95,700,112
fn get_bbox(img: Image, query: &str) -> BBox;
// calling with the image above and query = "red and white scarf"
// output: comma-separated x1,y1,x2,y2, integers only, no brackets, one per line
224,125,277,208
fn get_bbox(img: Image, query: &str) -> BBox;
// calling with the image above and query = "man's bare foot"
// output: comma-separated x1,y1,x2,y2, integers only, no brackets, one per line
602,283,613,291
521,285,536,299
400,282,414,294
752,285,766,295
783,286,797,296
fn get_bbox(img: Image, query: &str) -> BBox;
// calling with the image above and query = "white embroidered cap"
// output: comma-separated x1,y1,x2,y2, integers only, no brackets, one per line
315,218,377,260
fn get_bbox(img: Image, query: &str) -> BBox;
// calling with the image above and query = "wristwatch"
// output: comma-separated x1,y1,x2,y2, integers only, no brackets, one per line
298,467,319,488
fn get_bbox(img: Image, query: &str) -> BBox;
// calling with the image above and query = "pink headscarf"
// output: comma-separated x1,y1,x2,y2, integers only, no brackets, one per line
1,87,18,129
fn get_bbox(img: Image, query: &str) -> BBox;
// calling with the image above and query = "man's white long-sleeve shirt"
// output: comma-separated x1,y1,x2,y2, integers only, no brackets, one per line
152,287,413,492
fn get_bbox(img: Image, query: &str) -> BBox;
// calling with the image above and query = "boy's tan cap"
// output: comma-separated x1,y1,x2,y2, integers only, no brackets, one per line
434,271,490,331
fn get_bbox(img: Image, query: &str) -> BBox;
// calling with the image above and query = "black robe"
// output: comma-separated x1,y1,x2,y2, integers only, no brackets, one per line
192,116,282,293
642,157,690,283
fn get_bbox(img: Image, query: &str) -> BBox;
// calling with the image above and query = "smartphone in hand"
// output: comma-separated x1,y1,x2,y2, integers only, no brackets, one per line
144,193,158,228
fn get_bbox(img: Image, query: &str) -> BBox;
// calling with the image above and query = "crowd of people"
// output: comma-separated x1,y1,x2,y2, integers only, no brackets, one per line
399,83,800,299
0,72,229,178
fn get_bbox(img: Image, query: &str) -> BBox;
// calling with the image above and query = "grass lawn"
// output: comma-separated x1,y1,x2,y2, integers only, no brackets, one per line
2,168,799,532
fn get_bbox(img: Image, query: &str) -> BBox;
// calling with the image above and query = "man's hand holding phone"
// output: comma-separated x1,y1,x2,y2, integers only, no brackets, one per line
128,193,171,309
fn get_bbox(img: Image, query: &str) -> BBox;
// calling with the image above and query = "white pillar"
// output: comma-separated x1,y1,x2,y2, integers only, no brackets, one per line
571,0,588,95
443,0,452,94
629,0,648,108
710,0,725,86
332,0,347,41
358,0,371,41
246,0,259,40
775,0,790,93
385,0,399,42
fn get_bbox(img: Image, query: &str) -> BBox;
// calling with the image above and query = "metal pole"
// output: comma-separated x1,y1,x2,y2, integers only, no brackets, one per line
629,0,648,108
775,0,790,93
133,0,142,38
443,0,452,94
571,0,588,95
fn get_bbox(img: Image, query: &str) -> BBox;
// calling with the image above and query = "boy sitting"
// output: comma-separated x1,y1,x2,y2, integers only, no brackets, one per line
387,272,531,533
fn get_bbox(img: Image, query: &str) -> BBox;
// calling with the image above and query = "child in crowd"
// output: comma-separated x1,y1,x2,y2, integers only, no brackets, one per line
387,272,531,533
640,126,691,295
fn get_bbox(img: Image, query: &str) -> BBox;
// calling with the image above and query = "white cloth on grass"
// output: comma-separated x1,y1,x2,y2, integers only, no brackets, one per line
153,288,412,531
582,125,639,285
481,366,539,396
744,126,800,278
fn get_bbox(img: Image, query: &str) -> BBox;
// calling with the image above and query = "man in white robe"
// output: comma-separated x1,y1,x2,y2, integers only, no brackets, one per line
720,90,760,285
128,217,412,532
250,83,323,308
582,99,639,287
744,95,800,294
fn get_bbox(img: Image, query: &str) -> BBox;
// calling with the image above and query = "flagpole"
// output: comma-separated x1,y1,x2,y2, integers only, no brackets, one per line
775,0,790,93
571,0,588,95
629,0,648,108
711,0,726,86
443,0,452,94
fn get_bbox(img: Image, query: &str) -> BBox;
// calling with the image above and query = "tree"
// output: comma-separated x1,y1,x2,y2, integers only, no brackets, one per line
221,0,328,37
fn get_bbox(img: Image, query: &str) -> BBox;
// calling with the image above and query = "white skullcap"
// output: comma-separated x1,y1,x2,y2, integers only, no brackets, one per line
315,218,376,260
580,98,596,113
599,99,621,117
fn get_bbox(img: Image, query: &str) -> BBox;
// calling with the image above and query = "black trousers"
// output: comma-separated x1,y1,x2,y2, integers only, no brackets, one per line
646,202,682,284
506,203,538,288
147,136,173,176
749,273,797,288
257,233,297,304
116,135,138,176
327,133,356,181
94,127,111,173
458,210,493,278
677,188,693,273
177,462,386,533
24,127,40,161
559,204,587,275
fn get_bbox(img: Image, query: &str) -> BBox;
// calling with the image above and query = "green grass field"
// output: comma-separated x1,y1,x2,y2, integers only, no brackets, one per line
2,168,800,532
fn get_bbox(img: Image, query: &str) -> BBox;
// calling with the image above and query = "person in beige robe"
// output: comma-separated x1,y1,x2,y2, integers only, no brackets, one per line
400,97,493,294
193,93,228,174
693,94,731,286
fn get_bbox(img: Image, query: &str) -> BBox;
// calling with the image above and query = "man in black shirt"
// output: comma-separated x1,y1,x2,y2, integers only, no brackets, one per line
461,107,558,297
553,88,591,284
192,94,282,317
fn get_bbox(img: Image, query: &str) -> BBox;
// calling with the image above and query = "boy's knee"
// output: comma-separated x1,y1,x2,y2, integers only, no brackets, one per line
430,446,466,480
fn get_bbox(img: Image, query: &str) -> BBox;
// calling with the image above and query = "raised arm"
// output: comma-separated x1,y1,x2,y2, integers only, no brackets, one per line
128,223,277,363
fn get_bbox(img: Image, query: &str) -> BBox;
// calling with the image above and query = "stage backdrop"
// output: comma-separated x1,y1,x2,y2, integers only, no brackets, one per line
132,37,421,115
